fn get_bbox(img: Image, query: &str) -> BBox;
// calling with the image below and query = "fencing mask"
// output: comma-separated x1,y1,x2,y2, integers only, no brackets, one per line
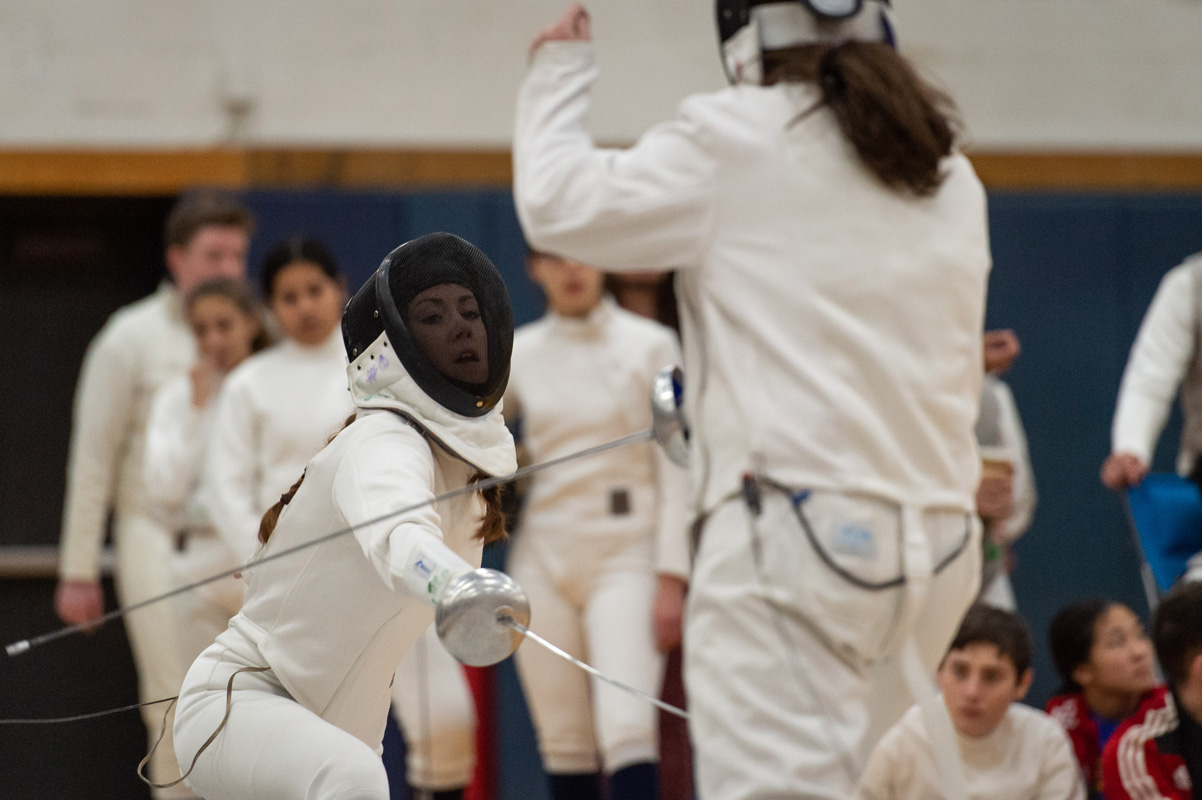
343,232,513,418
716,0,895,84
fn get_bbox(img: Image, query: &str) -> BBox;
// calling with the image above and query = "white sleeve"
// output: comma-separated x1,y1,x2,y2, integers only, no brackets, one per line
204,375,267,564
1036,720,1087,800
514,41,716,272
143,377,207,527
1112,264,1198,462
333,425,474,605
649,332,693,579
855,726,902,800
993,380,1037,544
59,320,139,581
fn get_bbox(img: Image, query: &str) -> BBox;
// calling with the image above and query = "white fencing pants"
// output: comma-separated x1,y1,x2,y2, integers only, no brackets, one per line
510,540,665,774
685,488,980,800
175,637,389,800
113,512,194,800
391,626,477,791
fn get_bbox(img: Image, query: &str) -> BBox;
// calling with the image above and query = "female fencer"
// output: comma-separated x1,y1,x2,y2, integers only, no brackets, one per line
143,277,270,664
514,4,991,799
171,232,521,800
505,251,690,800
203,237,482,799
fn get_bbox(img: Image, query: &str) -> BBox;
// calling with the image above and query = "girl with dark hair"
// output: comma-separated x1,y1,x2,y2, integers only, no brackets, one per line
144,278,270,667
504,251,691,800
514,3,990,797
204,237,481,798
1045,599,1159,799
172,234,519,800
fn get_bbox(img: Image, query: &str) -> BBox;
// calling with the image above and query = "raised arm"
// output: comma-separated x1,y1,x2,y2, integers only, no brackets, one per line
205,375,267,564
515,7,716,272
144,376,208,525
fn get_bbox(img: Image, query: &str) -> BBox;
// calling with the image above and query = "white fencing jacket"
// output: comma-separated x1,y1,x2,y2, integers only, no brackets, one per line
1112,256,1202,474
507,298,691,579
515,42,991,514
60,283,196,581
858,703,1085,800
230,409,491,746
144,373,217,533
204,330,353,563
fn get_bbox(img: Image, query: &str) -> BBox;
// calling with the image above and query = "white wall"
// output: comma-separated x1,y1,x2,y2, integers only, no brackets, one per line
1,0,1199,149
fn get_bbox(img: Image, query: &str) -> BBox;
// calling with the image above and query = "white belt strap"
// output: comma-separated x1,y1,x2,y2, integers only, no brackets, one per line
894,504,967,800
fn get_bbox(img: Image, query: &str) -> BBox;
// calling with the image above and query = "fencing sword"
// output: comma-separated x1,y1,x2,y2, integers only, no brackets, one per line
1,366,692,712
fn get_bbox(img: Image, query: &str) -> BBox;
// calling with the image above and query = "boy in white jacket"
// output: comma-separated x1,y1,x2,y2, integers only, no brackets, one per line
858,605,1084,800
55,192,252,797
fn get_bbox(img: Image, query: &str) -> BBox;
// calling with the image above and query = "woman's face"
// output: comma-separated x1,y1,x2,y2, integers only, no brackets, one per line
1076,604,1157,697
527,254,604,318
406,282,490,384
405,283,489,385
269,261,346,346
189,295,259,372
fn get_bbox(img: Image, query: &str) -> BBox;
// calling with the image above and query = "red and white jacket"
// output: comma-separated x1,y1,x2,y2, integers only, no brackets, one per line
1048,689,1163,798
1103,687,1197,800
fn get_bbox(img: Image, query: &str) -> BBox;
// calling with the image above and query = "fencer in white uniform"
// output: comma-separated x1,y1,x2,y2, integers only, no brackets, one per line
202,238,480,798
172,233,519,800
505,253,690,800
144,278,268,663
55,193,252,798
514,4,990,798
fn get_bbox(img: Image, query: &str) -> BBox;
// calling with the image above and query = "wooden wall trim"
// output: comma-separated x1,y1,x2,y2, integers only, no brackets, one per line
2,149,1202,195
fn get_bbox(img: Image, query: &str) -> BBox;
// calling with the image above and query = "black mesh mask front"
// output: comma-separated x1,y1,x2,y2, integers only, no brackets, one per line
342,233,513,418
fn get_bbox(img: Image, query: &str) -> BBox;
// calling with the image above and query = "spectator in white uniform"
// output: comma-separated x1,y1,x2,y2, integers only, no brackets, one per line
504,251,691,800
1102,252,1202,581
203,237,479,799
144,278,270,665
513,4,991,798
54,192,252,797
858,605,1085,800
172,233,519,800
975,330,1036,610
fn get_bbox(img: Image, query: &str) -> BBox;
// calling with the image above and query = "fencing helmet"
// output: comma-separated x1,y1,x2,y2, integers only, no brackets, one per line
343,232,513,419
716,0,895,84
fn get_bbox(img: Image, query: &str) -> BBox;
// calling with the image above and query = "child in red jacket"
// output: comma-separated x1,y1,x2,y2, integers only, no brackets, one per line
1045,598,1159,798
1103,582,1202,800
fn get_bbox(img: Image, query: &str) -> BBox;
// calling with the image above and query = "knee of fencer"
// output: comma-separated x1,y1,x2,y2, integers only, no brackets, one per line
310,746,390,800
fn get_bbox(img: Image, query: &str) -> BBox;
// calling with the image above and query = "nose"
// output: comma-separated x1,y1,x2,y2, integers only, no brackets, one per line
450,313,473,339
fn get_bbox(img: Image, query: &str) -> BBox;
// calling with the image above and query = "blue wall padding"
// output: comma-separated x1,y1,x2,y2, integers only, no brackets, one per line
238,188,1202,791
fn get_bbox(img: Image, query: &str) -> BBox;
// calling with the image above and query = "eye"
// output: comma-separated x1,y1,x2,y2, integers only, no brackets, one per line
462,309,481,321
420,313,443,325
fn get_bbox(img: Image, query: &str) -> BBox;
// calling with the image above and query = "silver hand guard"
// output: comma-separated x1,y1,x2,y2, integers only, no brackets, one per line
434,568,530,666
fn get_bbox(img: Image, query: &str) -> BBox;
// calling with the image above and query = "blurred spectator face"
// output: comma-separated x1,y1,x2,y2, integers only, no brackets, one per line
983,329,1020,374
167,225,250,296
1075,604,1157,697
188,294,259,373
268,261,347,347
937,642,1033,738
527,253,604,318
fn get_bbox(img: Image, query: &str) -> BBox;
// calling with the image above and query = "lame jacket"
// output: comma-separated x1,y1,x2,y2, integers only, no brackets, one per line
514,42,991,514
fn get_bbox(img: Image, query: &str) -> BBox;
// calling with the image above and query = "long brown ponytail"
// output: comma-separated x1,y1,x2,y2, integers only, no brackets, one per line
257,415,510,546
764,41,959,197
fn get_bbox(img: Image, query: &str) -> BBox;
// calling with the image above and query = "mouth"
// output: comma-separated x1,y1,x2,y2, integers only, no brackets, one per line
454,349,480,364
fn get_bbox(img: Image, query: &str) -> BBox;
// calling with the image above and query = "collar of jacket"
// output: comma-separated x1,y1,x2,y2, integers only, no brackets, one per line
346,331,516,477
